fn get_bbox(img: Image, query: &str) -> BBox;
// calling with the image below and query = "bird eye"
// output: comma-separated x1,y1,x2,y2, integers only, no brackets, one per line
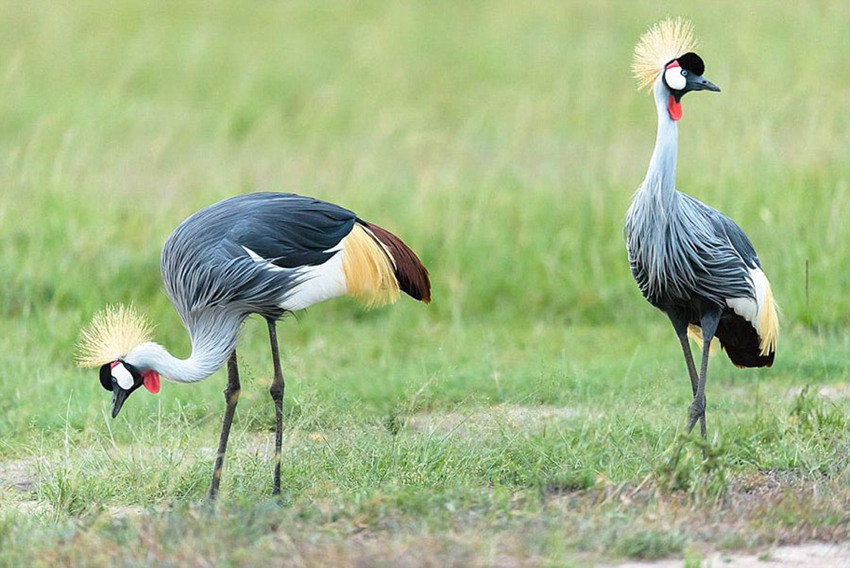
664,66,687,91
681,70,688,76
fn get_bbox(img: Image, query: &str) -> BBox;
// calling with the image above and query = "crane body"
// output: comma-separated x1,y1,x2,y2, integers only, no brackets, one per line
79,192,430,498
625,19,778,436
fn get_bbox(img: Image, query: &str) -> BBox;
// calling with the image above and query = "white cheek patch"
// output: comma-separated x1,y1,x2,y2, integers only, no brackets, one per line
664,67,686,91
112,363,134,390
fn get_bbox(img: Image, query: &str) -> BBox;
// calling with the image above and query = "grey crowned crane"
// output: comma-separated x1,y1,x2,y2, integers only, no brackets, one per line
78,192,431,499
625,19,779,437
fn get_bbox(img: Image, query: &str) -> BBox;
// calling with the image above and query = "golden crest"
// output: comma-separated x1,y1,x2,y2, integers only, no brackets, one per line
76,304,154,367
632,17,698,91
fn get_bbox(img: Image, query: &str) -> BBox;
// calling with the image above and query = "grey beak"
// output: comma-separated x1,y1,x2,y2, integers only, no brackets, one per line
111,387,131,418
687,74,721,93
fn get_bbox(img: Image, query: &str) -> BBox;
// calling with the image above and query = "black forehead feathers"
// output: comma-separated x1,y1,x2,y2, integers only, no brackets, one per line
99,363,113,391
677,52,705,76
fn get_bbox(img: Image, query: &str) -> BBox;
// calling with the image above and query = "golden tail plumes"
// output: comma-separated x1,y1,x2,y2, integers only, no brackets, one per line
342,224,401,308
758,278,779,356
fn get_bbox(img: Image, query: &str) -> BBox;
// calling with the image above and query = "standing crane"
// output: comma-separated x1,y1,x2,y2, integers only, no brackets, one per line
77,192,431,499
625,19,778,437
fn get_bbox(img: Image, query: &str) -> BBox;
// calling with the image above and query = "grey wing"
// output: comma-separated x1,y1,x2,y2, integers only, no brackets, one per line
715,213,762,270
682,193,762,268
215,192,357,268
161,192,357,316
677,194,758,304
164,192,356,268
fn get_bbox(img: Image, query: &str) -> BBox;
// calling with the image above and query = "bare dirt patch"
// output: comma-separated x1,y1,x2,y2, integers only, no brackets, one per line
0,456,37,493
0,456,52,516
541,468,850,565
604,543,850,568
787,385,850,400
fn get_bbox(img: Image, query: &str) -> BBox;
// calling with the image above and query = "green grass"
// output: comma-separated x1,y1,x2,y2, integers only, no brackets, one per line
2,0,850,565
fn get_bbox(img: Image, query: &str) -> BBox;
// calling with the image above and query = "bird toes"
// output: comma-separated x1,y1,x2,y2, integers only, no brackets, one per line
688,398,706,421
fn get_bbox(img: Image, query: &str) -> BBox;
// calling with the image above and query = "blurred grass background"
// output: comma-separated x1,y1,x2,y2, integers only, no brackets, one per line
3,1,849,331
1,1,850,564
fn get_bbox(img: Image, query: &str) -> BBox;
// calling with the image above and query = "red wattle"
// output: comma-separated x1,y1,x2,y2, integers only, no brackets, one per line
668,96,682,121
142,370,161,394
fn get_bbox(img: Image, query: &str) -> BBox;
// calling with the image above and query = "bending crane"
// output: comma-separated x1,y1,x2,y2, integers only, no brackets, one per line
79,192,430,498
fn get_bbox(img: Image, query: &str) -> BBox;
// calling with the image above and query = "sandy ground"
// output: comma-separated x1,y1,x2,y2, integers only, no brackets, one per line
604,543,850,568
786,385,850,400
0,455,36,493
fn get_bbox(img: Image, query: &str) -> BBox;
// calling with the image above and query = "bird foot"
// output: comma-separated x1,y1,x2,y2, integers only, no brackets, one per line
688,398,705,422
686,398,708,440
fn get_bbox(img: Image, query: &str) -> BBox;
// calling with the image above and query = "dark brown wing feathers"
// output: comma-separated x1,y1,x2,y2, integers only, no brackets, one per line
357,220,431,304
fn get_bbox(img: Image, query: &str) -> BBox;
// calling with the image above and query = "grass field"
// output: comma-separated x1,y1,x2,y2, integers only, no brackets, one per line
2,1,850,565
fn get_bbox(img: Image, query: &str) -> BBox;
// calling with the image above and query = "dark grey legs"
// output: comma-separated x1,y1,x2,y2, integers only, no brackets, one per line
210,350,241,500
668,309,719,439
686,309,721,437
206,321,285,501
267,319,285,496
673,328,706,438
207,321,285,501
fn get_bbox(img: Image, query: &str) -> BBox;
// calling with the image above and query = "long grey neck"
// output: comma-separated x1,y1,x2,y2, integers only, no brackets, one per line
640,80,678,206
124,311,244,384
